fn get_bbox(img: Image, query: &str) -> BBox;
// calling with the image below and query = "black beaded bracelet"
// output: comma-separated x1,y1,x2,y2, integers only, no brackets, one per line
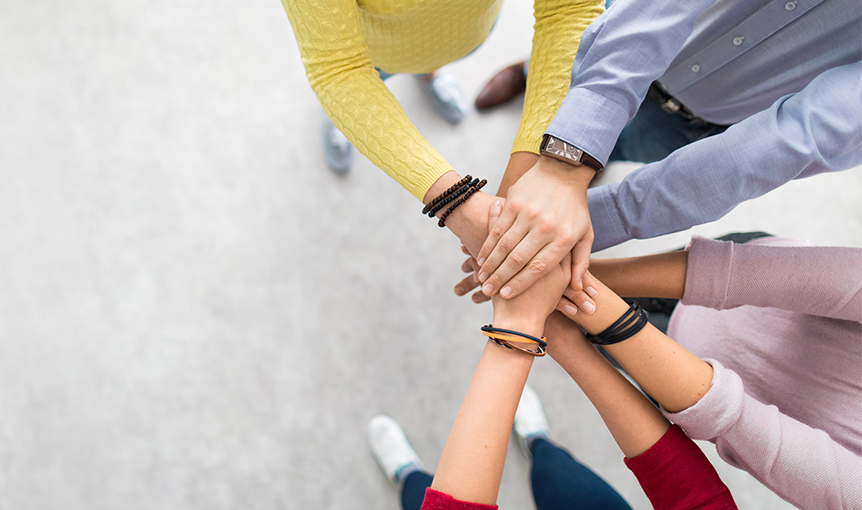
427,178,479,217
438,179,487,227
586,301,648,346
421,175,472,215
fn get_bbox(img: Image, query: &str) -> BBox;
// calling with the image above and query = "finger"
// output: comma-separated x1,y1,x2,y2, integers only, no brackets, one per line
495,243,568,299
476,202,517,271
461,257,475,273
569,237,593,293
581,271,598,299
563,286,596,315
555,295,580,320
461,245,470,256
454,273,481,296
479,225,535,296
471,289,492,304
487,199,503,231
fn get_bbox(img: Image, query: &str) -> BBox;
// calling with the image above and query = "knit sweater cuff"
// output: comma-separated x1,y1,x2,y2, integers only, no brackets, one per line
625,424,737,509
420,488,498,510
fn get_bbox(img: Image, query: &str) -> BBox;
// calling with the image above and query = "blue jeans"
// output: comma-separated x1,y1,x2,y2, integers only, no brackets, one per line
608,94,729,164
400,438,632,510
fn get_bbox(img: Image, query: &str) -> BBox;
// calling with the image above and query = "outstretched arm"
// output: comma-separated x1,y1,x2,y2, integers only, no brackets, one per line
555,272,862,509
474,0,719,300
544,312,737,510
429,203,570,506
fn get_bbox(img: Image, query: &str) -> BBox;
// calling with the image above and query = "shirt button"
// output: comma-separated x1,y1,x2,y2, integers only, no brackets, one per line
690,64,701,73
785,1,797,10
733,36,744,46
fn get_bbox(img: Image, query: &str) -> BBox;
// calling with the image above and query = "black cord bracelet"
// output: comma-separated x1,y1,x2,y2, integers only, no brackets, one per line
586,301,648,346
481,325,548,347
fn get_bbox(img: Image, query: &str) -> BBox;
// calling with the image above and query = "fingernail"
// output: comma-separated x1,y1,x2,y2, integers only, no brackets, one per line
500,286,512,298
582,301,596,314
482,283,494,295
492,200,501,210
478,271,488,282
477,257,486,266
563,303,577,315
585,286,597,297
455,286,464,295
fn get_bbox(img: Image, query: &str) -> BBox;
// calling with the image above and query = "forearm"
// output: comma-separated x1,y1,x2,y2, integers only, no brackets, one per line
684,236,862,321
510,0,604,155
590,62,862,251
545,313,669,458
496,152,538,197
546,0,716,165
431,340,533,505
570,277,712,413
589,251,688,299
284,0,454,201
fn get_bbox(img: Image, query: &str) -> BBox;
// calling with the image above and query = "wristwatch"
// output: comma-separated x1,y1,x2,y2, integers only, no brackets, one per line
539,134,603,173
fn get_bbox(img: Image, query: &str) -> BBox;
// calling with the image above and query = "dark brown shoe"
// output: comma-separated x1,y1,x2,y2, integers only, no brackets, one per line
475,61,527,110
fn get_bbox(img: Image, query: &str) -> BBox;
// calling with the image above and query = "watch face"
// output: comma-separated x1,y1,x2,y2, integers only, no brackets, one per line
546,137,582,162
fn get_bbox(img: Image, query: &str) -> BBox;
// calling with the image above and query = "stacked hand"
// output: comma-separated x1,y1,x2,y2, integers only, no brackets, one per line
454,156,599,315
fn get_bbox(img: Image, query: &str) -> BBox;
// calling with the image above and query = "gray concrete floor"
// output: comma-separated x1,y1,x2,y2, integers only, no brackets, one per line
1,1,860,509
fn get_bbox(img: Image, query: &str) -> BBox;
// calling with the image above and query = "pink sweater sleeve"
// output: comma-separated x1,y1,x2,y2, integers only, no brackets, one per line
624,424,737,509
682,236,862,322
663,359,862,509
419,489,498,510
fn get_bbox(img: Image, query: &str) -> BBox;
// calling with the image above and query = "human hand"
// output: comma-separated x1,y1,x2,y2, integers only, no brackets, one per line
475,156,596,308
455,248,599,314
486,201,572,335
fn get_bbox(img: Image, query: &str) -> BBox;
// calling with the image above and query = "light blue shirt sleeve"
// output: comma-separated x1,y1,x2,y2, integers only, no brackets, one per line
589,61,862,252
546,0,719,164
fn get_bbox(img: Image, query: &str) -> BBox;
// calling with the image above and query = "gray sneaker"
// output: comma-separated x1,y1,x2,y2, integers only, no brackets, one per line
416,71,468,124
320,113,353,174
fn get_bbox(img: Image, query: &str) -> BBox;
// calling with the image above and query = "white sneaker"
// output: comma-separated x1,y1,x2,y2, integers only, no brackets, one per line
513,384,550,460
320,113,353,174
416,71,468,124
368,415,425,485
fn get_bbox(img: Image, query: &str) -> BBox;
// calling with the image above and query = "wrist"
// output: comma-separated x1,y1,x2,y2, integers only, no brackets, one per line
536,156,594,190
490,313,545,338
444,191,495,256
423,171,463,205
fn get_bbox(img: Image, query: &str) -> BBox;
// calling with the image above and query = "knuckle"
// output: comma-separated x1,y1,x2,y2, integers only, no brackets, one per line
507,251,525,268
497,237,515,253
528,258,547,274
490,226,506,240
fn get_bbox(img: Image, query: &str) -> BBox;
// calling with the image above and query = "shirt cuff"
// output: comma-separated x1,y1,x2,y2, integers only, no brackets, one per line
680,237,734,309
545,87,630,166
588,183,630,252
661,359,745,442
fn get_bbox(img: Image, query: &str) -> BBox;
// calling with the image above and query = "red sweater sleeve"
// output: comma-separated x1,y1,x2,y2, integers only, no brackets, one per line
419,488,498,510
624,425,737,510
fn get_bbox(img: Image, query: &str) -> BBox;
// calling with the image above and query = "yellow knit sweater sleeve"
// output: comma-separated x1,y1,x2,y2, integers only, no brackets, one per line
281,0,454,201
512,0,605,155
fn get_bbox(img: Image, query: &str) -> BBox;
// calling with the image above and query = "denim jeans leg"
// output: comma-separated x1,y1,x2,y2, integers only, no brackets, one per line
400,470,434,510
530,438,632,510
609,96,694,164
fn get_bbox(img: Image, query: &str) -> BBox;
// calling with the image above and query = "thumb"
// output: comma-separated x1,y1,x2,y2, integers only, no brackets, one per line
488,199,503,231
